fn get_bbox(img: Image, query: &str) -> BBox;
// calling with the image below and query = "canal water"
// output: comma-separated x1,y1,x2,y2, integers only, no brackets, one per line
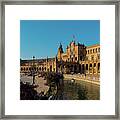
63,80,100,100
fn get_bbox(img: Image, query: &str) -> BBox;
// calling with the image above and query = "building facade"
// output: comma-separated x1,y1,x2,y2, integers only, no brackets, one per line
20,41,100,77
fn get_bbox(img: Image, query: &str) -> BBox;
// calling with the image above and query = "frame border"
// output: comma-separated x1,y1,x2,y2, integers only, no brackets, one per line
0,0,119,119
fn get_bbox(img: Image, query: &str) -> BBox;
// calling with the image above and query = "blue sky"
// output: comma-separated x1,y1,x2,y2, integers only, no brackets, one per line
20,20,100,59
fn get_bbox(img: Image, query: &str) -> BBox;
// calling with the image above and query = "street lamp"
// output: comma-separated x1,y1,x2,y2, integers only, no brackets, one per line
32,56,35,85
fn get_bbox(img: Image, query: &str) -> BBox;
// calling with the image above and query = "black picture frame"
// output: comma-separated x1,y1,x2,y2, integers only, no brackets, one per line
0,0,119,119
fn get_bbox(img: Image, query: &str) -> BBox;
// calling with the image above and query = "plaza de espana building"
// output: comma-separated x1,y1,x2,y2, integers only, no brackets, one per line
20,41,100,77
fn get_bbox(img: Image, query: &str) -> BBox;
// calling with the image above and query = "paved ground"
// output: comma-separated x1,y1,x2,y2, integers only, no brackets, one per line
34,76,49,94
20,75,49,94
20,75,33,84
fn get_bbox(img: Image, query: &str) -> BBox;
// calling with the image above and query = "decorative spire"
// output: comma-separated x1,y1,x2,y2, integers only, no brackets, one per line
71,35,76,45
46,56,48,62
60,42,62,48
58,42,64,53
73,34,75,39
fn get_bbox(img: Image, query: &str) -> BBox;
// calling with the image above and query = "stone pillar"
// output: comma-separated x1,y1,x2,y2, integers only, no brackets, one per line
87,63,89,75
96,62,98,74
84,64,86,74
92,63,94,75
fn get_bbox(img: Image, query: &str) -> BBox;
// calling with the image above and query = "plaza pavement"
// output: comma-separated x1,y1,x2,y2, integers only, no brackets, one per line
20,75,49,94
34,76,49,94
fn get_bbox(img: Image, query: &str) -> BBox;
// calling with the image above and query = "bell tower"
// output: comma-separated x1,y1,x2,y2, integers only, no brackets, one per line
57,43,63,61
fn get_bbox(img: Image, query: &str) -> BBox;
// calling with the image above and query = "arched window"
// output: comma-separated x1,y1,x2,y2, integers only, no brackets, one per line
94,63,96,67
39,67,41,71
50,66,52,72
90,64,92,67
88,50,89,54
98,63,100,70
44,67,46,71
98,48,100,52
21,68,23,71
90,49,92,54
86,64,88,70
96,48,97,52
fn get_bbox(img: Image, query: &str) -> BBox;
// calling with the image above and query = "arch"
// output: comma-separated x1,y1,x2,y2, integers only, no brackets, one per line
26,67,28,71
86,64,88,70
29,67,31,71
98,63,100,71
21,67,23,71
74,65,77,73
50,65,52,72
44,67,46,71
82,64,85,74
90,63,92,67
79,64,81,73
39,67,41,71
94,63,96,67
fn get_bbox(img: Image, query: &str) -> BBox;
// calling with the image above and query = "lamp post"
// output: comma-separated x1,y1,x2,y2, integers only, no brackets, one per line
32,56,35,85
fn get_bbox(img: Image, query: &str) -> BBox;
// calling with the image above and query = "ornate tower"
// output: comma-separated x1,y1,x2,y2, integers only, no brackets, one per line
57,43,64,61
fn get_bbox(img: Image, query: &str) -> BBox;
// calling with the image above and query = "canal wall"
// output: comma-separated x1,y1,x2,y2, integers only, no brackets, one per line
63,74,100,85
